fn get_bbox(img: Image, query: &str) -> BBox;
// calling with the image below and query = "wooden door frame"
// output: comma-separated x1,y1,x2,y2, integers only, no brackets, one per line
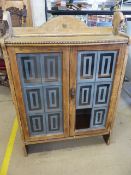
69,44,127,137
7,46,70,143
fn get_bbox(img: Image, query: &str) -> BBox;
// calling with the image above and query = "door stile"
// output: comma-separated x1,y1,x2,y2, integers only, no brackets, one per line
62,46,70,137
69,46,77,136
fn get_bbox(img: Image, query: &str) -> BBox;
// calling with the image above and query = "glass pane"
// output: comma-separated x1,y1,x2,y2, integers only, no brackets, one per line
96,51,117,81
44,86,62,112
46,112,63,134
41,53,62,84
17,52,64,137
25,86,44,113
17,54,41,84
76,83,94,109
90,107,107,128
28,114,46,136
94,83,111,107
75,50,116,131
77,51,97,82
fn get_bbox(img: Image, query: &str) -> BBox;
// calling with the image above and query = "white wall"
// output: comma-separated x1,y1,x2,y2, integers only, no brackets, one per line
30,0,46,26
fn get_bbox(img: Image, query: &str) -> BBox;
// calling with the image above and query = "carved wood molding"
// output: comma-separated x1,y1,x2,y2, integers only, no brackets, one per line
0,15,130,45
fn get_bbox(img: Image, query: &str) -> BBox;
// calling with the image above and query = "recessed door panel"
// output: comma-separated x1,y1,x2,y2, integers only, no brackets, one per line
46,112,63,134
25,86,44,114
41,53,62,84
17,54,41,84
27,114,46,136
44,86,62,112
96,51,117,81
77,51,97,82
94,82,111,107
76,83,94,109
90,107,107,128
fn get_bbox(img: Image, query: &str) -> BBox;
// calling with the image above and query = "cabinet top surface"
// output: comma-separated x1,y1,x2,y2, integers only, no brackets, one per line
1,16,129,45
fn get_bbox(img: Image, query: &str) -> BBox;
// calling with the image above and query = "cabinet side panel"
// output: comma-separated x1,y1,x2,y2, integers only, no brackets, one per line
3,46,26,145
106,44,128,130
7,47,29,140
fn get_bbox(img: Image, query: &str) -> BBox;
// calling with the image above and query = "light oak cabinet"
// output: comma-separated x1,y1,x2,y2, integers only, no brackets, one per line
1,16,129,155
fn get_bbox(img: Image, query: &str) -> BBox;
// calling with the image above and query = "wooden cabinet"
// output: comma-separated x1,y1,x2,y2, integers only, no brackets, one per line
1,16,129,155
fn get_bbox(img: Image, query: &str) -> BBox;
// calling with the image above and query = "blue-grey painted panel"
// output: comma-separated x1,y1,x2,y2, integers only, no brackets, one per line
44,86,62,112
17,54,41,85
83,57,92,77
46,112,63,134
40,53,62,85
24,85,44,114
24,59,35,80
76,83,95,109
94,82,112,107
77,51,97,82
48,89,57,107
96,51,117,81
29,91,39,109
27,114,46,136
47,59,56,79
90,107,107,128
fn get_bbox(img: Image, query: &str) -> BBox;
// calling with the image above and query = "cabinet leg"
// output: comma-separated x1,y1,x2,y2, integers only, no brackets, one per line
103,132,111,145
23,144,28,156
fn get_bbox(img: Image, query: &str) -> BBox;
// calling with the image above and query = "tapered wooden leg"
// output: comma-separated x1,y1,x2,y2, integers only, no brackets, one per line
103,132,111,145
23,144,28,156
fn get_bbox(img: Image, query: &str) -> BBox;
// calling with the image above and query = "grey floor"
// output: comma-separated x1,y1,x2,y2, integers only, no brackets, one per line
0,85,131,175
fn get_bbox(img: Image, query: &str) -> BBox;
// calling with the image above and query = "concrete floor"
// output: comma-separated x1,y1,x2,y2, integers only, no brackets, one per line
0,85,131,175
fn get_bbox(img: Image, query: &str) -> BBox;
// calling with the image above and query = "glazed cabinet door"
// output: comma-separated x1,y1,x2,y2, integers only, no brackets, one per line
15,47,69,141
70,47,118,136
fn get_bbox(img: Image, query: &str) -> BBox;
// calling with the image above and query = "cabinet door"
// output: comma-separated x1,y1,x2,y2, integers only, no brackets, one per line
16,47,69,141
70,47,118,136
